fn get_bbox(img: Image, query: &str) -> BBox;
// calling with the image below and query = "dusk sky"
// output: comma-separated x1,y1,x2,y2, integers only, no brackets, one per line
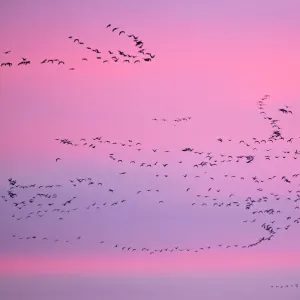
1,0,300,299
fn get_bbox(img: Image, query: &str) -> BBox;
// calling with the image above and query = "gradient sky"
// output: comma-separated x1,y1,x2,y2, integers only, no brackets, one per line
1,0,300,299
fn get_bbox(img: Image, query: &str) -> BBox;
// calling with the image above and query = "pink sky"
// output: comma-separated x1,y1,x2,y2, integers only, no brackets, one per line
1,250,300,276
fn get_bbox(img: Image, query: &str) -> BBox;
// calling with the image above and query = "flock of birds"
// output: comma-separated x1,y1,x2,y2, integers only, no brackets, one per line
271,284,298,289
55,135,300,168
1,24,299,290
1,24,155,70
52,96,299,168
152,116,192,124
2,95,300,259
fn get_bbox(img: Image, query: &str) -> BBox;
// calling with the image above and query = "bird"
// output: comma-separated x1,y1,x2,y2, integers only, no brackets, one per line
1,62,12,67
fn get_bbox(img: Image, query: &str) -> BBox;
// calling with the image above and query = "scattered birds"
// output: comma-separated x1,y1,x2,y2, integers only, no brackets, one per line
1,29,299,291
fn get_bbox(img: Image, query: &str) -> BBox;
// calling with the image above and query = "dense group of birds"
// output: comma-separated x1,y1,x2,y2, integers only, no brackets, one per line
1,24,155,70
1,24,299,291
271,284,298,289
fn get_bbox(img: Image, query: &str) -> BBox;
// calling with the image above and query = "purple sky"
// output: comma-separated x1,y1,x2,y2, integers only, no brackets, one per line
1,0,300,299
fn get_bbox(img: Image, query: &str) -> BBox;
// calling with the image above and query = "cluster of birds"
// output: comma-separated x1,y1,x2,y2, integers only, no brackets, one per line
11,233,275,255
1,56,31,67
4,174,300,207
55,145,300,191
0,23,155,70
106,150,300,175
6,175,283,253
2,95,299,229
152,116,192,124
54,134,300,176
270,284,299,289
257,94,294,142
105,24,155,60
1,51,65,69
68,26,154,65
1,38,299,290
53,96,298,171
3,93,300,257
4,174,300,239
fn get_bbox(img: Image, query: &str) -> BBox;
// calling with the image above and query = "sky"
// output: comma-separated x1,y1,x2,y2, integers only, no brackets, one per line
1,0,300,299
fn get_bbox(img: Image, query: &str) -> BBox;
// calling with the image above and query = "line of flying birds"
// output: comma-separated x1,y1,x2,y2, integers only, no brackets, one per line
11,233,276,255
